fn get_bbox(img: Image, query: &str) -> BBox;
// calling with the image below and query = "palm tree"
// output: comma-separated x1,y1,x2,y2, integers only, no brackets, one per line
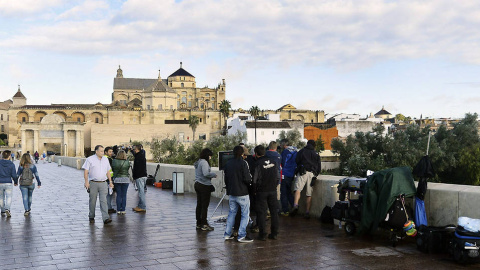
249,106,260,145
219,100,231,135
188,115,200,141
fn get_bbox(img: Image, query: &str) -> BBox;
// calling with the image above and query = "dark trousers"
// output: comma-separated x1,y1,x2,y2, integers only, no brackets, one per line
280,176,294,212
195,182,211,226
256,191,279,236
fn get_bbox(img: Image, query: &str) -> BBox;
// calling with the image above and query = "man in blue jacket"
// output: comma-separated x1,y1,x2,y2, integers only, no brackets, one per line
0,150,18,218
280,139,297,216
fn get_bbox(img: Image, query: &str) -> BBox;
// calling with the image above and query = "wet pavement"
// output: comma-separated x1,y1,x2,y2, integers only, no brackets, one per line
0,161,479,269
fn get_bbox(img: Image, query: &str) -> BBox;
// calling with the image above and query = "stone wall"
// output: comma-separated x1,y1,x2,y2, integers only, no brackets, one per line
55,156,480,226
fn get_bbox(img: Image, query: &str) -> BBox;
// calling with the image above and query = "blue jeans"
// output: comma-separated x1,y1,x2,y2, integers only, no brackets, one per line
135,177,147,209
115,183,129,211
20,184,35,211
0,183,13,212
280,176,295,212
224,195,250,239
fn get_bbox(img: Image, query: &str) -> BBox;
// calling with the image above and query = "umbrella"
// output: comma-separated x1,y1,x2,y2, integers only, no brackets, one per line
412,132,435,227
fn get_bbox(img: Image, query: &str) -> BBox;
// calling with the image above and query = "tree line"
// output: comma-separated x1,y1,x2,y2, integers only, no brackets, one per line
331,113,480,185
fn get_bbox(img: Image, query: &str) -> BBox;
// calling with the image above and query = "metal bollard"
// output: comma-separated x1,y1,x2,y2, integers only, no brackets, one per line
58,159,62,167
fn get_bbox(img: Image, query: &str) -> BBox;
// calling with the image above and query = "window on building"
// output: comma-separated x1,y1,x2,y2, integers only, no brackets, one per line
189,95,192,99
188,101,192,107
212,104,215,109
170,105,173,109
182,91,187,95
181,97,187,103
200,118,202,122
95,118,99,123
22,117,26,122
158,104,162,110
199,134,206,140
177,101,180,108
1,125,3,132
201,104,204,109
205,93,210,98
211,97,215,101
273,131,275,135
147,105,151,110
1,114,2,120
181,83,184,88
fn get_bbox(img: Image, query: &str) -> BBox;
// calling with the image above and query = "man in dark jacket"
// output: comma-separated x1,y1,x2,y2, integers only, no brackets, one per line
290,140,321,219
254,145,280,240
224,146,253,243
104,147,116,214
132,145,147,212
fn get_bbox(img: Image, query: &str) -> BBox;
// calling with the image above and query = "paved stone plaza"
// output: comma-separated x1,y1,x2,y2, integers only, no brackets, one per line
1,162,478,269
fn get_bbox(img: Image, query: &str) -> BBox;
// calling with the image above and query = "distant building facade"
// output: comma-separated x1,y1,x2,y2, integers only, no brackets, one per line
1,67,325,157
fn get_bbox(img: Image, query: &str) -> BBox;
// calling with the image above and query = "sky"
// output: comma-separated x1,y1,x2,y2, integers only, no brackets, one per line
1,0,480,119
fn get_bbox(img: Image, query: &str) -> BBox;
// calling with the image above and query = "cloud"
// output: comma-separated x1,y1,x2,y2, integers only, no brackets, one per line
2,0,480,70
0,0,62,16
56,0,109,21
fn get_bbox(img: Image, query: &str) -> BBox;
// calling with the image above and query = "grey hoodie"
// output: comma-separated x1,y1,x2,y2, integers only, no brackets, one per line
194,159,216,186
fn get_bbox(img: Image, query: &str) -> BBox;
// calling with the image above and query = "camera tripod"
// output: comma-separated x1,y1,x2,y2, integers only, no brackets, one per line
209,186,228,223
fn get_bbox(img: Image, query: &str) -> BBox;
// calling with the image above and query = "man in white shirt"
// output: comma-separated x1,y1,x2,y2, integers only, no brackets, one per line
83,145,114,224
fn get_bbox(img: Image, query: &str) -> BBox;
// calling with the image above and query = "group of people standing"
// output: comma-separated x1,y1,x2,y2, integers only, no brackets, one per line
193,139,322,243
0,150,42,217
82,144,147,224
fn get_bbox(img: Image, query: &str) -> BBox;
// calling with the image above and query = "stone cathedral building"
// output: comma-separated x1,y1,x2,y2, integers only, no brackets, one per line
0,63,324,157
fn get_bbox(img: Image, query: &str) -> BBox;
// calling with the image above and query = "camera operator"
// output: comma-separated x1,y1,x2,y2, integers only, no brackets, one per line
290,140,321,219
253,145,280,240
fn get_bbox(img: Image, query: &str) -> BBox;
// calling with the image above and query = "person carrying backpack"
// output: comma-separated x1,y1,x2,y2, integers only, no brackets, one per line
17,153,41,216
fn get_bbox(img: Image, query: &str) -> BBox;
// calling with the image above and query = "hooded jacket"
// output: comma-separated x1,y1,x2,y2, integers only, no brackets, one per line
281,146,298,178
295,144,321,175
253,156,280,192
0,160,17,185
194,159,216,186
224,157,251,196
132,150,147,179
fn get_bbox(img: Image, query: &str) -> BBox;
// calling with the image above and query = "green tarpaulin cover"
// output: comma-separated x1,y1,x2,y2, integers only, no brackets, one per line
359,167,416,234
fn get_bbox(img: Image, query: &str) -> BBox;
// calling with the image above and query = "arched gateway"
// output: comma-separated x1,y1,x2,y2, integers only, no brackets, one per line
20,114,84,157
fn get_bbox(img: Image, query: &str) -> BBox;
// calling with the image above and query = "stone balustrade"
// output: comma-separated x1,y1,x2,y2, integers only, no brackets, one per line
53,156,480,226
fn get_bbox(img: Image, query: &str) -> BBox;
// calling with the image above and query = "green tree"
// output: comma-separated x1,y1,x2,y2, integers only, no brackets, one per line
0,139,5,146
277,129,306,149
249,106,260,145
315,134,325,152
188,115,200,141
458,143,480,185
219,100,231,135
395,114,406,122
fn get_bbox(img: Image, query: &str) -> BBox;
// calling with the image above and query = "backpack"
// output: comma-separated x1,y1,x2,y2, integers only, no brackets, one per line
20,166,34,186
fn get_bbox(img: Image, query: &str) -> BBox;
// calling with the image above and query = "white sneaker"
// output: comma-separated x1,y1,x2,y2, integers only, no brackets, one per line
238,236,253,243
